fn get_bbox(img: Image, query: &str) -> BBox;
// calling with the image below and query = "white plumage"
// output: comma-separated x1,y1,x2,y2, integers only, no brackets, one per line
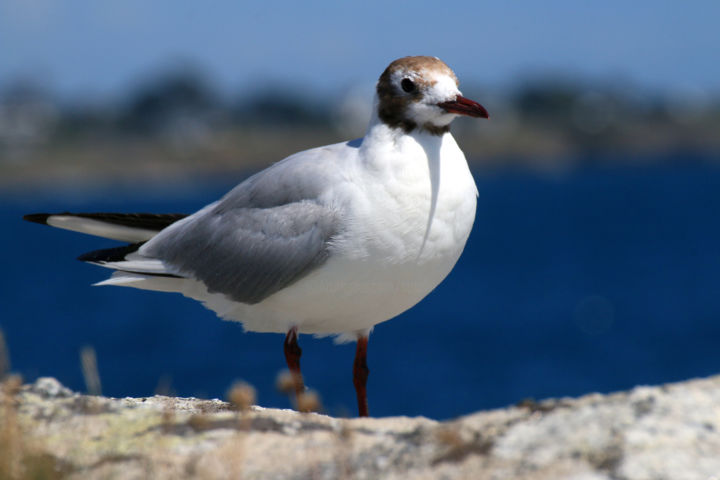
98,69,478,338
26,56,489,416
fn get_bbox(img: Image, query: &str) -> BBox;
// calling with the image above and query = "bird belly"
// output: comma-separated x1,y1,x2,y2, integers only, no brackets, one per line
218,152,477,336
219,250,466,336
109,182,476,337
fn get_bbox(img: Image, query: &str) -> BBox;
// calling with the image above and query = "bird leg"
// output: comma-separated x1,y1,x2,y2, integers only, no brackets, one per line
283,327,305,398
353,335,370,417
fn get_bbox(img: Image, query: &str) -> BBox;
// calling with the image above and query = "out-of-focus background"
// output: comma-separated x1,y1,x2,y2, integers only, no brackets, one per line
2,1,719,419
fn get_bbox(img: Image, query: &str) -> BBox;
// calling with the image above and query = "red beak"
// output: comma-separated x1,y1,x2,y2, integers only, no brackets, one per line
437,95,489,119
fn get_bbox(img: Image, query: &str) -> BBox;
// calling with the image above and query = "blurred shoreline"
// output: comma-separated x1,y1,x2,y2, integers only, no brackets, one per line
1,127,718,192
1,70,719,190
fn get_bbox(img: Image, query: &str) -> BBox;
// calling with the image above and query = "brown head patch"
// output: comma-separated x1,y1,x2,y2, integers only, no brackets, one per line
375,56,458,135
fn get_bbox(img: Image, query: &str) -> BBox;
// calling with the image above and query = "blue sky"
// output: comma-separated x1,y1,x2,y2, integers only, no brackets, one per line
1,1,718,101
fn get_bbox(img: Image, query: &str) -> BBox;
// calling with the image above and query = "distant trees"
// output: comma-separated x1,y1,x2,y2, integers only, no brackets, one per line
1,66,718,160
118,71,221,138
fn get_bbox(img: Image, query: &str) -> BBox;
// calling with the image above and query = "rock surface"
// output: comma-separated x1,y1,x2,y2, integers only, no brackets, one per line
1,375,719,479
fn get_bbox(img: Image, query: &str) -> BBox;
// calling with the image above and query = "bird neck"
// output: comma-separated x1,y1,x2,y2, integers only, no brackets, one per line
363,108,451,153
359,111,456,180
368,93,452,137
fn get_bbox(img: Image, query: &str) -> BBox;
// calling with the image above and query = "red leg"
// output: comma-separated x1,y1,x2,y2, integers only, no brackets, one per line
284,327,305,398
353,335,370,417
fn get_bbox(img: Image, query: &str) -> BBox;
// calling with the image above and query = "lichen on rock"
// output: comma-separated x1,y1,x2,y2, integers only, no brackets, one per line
1,375,719,479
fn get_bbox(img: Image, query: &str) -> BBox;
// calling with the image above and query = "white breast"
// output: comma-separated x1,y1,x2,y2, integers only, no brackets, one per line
222,127,478,336
346,128,476,263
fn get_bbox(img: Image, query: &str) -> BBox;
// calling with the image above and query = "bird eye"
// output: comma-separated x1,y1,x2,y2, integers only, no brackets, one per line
401,78,416,93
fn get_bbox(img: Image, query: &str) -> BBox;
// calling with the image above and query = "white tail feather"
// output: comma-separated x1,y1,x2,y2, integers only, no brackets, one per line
91,254,172,275
46,215,159,242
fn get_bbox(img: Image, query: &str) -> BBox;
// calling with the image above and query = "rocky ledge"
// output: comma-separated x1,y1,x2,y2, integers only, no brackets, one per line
1,375,719,480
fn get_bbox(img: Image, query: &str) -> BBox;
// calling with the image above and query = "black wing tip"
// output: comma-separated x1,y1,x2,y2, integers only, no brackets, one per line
23,213,53,225
23,212,189,230
77,243,144,263
77,242,183,279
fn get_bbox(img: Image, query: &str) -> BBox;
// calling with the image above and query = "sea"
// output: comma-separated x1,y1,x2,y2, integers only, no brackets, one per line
2,152,720,419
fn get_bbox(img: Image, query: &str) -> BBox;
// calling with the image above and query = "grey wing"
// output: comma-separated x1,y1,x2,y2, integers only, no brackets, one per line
142,199,340,305
139,140,358,304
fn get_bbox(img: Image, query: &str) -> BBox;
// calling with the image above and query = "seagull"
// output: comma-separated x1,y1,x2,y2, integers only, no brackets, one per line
24,56,488,417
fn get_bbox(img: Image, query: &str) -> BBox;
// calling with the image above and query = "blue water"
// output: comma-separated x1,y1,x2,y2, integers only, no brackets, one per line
2,155,720,419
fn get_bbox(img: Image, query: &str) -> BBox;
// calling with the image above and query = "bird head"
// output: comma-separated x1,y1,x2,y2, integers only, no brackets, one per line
376,56,488,136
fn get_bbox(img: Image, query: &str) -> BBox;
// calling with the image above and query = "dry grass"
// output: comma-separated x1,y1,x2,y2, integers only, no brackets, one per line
0,329,67,478
192,381,259,478
275,369,324,414
333,420,355,480
0,375,67,480
79,346,101,396
296,390,322,414
227,381,256,415
0,332,361,479
0,339,106,479
0,329,9,381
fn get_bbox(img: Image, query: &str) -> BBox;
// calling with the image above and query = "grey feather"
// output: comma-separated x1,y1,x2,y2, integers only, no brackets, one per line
141,151,345,305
